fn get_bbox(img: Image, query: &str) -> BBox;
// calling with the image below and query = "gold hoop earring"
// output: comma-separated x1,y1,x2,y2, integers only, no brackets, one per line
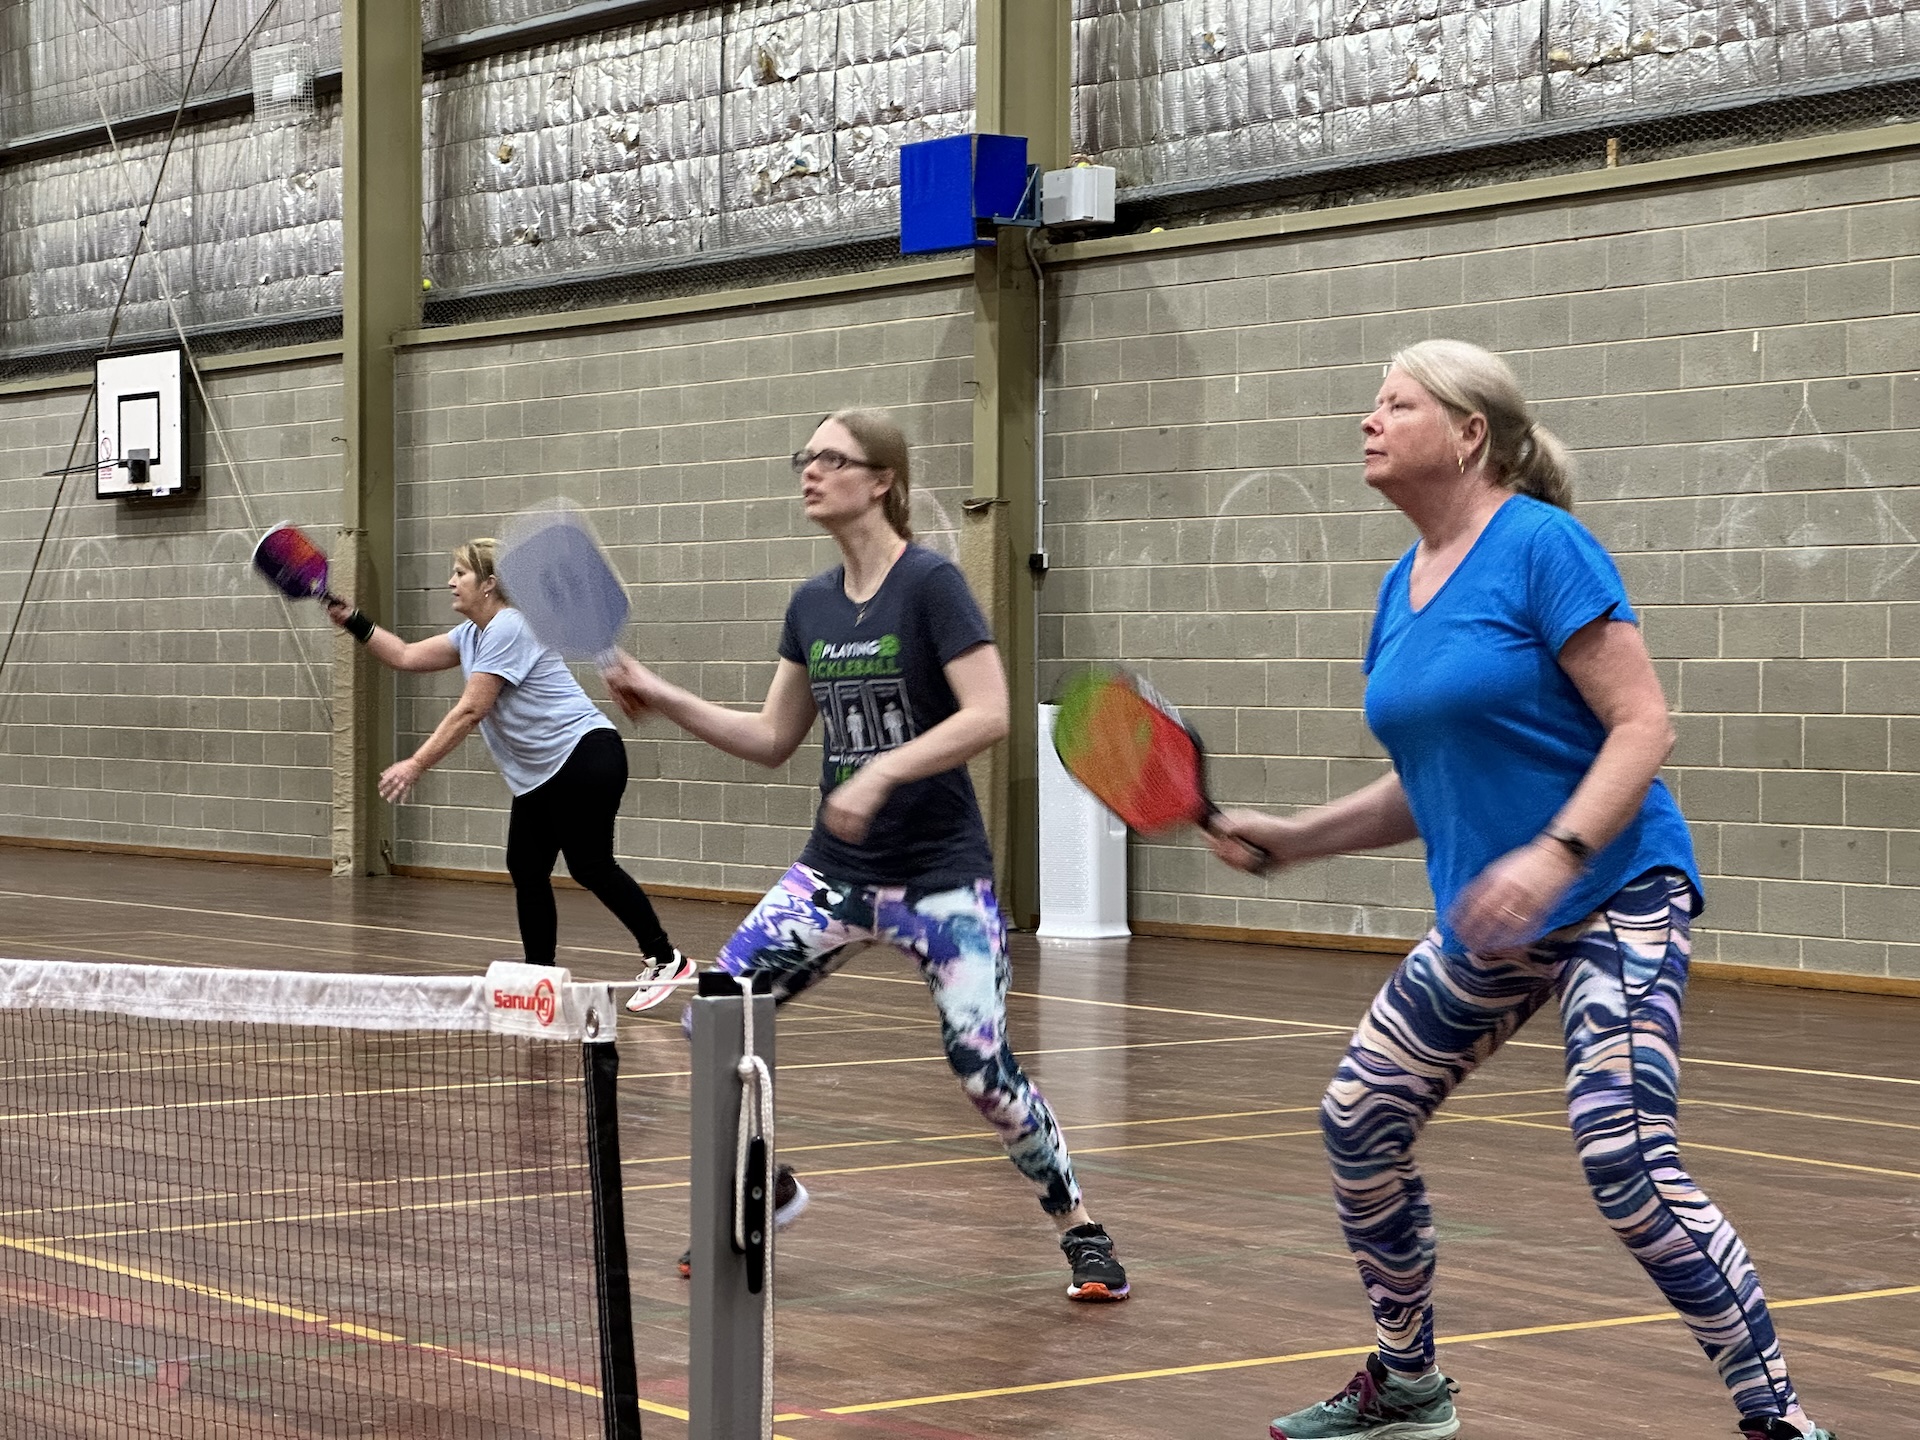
1456,452,1466,474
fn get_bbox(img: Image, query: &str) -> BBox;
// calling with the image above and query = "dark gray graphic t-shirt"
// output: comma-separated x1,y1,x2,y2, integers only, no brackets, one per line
778,545,995,890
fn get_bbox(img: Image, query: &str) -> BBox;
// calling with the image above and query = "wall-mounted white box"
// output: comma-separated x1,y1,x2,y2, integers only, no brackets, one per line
1041,165,1116,226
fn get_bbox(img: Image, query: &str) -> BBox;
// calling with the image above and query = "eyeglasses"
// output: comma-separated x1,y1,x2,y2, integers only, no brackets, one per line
790,447,880,475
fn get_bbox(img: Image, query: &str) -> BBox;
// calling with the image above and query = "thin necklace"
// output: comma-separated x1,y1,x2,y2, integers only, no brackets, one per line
850,541,906,625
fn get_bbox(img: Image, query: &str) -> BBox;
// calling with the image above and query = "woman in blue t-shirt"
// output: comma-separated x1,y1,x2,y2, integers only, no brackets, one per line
605,409,1130,1303
325,539,691,1003
1208,342,1828,1440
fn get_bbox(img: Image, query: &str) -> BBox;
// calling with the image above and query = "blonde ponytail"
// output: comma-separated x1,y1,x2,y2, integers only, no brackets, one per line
1391,339,1575,510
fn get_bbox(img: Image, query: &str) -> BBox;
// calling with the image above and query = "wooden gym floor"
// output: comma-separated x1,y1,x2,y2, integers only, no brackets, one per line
2,846,1916,1438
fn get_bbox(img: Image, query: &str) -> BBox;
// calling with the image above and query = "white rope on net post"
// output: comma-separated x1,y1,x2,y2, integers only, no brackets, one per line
732,973,776,1440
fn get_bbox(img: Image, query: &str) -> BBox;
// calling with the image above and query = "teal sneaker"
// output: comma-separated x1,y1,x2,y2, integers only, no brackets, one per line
1268,1356,1459,1439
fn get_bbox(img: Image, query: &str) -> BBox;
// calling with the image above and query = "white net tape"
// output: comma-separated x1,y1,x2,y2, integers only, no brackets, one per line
0,957,615,1041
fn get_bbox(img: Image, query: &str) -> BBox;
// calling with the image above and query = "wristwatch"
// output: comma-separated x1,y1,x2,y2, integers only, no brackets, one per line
1542,826,1593,865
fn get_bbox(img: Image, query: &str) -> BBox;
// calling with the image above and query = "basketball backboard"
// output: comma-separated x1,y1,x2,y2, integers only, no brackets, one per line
96,348,197,500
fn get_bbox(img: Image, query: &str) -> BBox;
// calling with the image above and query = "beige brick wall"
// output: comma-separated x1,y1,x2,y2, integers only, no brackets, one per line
1041,153,1920,979
4,152,1915,987
388,282,976,890
0,360,341,858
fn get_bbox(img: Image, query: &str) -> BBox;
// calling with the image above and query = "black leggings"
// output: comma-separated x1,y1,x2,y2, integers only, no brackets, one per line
505,727,672,966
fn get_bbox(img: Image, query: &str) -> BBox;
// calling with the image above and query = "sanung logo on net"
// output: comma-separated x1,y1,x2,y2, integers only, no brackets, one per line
493,977,557,1027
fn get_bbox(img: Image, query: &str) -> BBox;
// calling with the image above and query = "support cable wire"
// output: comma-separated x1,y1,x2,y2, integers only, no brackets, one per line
201,0,290,95
733,974,776,1440
92,100,332,724
0,1,226,693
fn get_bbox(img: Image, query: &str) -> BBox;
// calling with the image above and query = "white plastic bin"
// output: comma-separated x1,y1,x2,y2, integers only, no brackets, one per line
1036,703,1130,939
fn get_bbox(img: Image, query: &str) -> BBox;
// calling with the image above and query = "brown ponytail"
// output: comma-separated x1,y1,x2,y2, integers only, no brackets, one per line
825,407,914,540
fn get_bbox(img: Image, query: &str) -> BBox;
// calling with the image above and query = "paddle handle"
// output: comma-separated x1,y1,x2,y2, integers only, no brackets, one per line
1200,802,1275,875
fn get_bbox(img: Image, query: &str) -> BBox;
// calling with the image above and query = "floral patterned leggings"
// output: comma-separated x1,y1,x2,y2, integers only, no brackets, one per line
712,863,1082,1216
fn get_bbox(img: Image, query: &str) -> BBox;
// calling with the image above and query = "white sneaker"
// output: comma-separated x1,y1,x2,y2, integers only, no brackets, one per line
625,950,698,1013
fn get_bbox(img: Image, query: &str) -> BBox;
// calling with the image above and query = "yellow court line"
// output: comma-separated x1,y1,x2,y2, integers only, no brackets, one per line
0,1089,1576,1227
53,1187,593,1243
32,1094,1898,1243
0,1160,593,1223
0,1076,554,1125
743,1105,1577,1184
0,1230,719,1426
814,1283,1920,1416
1480,1117,1920,1181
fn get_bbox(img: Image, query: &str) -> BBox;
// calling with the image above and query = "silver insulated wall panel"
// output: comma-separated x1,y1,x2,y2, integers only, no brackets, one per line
1,1,344,356
7,0,1914,355
423,0,977,295
1073,0,1920,193
0,0,342,142
2,106,344,356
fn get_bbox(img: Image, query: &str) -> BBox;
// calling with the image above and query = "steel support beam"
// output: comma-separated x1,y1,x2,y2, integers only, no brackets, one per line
334,0,421,875
966,0,1069,927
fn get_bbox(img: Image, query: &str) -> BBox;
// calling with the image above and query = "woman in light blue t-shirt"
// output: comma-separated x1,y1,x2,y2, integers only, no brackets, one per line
1208,342,1828,1440
325,538,691,1006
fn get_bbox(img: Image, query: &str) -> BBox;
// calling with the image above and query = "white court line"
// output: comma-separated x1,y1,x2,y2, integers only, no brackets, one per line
8,887,1917,1088
838,972,1920,1087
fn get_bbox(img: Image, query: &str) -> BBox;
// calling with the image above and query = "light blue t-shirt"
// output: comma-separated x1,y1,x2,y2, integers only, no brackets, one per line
450,608,613,796
1362,494,1701,951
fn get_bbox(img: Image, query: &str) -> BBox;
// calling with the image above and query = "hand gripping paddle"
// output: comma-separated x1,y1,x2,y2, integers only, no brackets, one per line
496,504,630,672
1051,666,1271,868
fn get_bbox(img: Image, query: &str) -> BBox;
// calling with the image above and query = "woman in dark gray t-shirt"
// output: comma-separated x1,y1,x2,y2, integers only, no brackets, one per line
607,408,1130,1303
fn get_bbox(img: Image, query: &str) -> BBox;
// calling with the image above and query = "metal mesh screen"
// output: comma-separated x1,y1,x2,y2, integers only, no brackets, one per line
1071,0,1920,214
1,0,1913,358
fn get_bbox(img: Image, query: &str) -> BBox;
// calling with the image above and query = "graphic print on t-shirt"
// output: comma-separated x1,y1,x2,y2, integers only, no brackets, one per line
808,636,918,781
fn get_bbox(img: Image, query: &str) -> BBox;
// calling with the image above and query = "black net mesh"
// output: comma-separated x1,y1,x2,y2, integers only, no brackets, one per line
0,968,617,1440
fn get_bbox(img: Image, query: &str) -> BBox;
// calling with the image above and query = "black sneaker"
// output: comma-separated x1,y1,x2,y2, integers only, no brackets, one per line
1060,1221,1130,1302
773,1163,809,1228
1739,1420,1836,1440
676,1164,809,1278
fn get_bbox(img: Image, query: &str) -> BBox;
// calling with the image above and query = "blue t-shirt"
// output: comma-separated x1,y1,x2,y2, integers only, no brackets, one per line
451,608,613,796
1362,494,1701,950
778,545,996,890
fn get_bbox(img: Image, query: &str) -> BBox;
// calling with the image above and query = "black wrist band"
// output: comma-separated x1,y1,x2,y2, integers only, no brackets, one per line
343,608,375,644
1543,826,1593,865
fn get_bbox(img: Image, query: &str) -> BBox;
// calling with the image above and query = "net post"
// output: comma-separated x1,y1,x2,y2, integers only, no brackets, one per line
582,991,643,1440
688,974,775,1440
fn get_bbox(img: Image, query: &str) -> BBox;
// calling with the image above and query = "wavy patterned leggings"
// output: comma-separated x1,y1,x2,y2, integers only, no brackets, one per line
1324,868,1799,1420
713,863,1082,1216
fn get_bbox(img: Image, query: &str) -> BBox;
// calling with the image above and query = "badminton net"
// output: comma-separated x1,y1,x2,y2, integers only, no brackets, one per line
0,958,642,1440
